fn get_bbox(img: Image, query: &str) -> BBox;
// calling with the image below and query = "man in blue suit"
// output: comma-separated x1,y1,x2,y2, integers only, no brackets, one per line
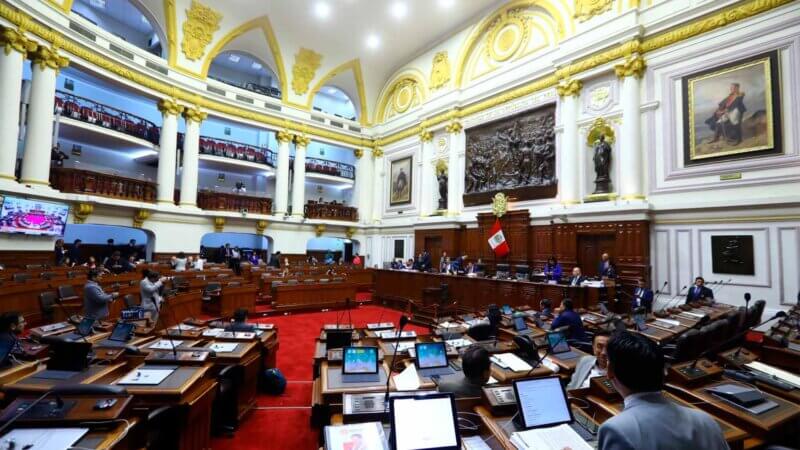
685,276,714,304
598,332,728,450
632,279,654,313
598,253,616,278
550,299,587,341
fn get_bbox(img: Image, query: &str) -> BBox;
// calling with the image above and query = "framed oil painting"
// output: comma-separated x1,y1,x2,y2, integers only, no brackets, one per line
389,156,412,206
682,50,782,165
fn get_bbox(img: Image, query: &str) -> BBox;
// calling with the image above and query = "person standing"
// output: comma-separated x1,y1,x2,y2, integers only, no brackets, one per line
633,279,654,313
54,239,67,266
543,256,562,281
83,269,118,320
140,269,167,324
685,276,714,304
230,247,241,275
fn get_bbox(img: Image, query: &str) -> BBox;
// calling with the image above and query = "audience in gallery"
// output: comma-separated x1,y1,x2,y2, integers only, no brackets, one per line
436,345,491,398
567,331,610,390
550,298,587,341
104,251,133,274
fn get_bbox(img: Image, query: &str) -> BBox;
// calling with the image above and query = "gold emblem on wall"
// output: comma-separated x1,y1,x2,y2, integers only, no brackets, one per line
132,209,150,228
213,217,225,232
485,11,529,62
430,51,451,90
73,202,93,224
291,48,322,96
315,224,326,237
491,193,508,218
181,0,222,61
586,117,615,147
574,0,613,22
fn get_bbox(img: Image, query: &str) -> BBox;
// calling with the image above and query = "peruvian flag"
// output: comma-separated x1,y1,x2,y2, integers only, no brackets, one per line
488,218,510,257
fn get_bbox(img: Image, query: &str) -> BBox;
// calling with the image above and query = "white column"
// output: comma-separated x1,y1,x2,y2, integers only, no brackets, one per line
616,56,645,200
557,79,582,204
19,45,68,186
156,99,183,204
445,122,464,215
352,148,373,224
291,135,309,217
0,28,35,181
371,148,384,223
418,130,434,216
178,107,206,207
273,130,293,216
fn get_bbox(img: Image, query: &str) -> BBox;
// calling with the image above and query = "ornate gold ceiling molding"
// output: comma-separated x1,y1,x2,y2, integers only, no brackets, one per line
303,59,370,126
574,0,613,21
45,0,74,13
181,0,222,61
164,0,178,68
429,51,451,90
291,47,322,96
374,69,428,124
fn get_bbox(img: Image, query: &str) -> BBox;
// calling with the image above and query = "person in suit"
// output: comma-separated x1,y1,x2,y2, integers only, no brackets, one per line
226,308,256,332
633,279,654,313
539,298,554,318
436,345,491,398
438,251,449,273
54,239,67,266
598,331,728,450
685,276,714,304
421,250,432,272
568,267,586,287
83,269,118,320
542,256,562,281
104,251,132,274
550,298,587,341
103,238,116,264
270,251,281,268
598,253,616,278
140,269,167,324
70,239,83,265
0,312,25,350
567,331,610,390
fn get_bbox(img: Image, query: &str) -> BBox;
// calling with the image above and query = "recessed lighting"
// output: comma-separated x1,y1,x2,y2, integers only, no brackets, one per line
390,1,408,19
251,62,262,70
228,54,241,63
314,1,331,19
366,34,381,49
437,0,455,8
89,0,106,8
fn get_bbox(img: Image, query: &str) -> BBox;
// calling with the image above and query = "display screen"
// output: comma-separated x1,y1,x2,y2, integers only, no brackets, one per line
0,196,69,236
391,395,459,450
415,343,447,369
343,347,378,374
514,317,528,332
514,376,573,429
546,331,570,354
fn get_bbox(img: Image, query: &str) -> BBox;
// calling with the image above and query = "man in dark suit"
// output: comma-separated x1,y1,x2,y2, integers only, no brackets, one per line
83,269,118,320
0,312,25,359
421,250,432,272
568,267,586,287
436,345,490,398
551,299,587,341
633,279,654,313
685,276,714,304
598,253,616,278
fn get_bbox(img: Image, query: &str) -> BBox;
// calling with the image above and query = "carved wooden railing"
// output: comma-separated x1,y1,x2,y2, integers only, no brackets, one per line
50,167,157,202
197,191,273,215
54,91,160,144
190,134,276,167
304,202,358,222
293,156,355,179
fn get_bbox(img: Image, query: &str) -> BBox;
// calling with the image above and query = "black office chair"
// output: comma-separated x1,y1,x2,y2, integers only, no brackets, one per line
212,364,243,436
664,328,700,363
40,271,57,280
746,300,766,328
467,323,493,341
123,294,139,309
39,291,58,324
57,285,80,303
146,405,185,450
12,273,30,283
513,335,539,362
202,282,222,303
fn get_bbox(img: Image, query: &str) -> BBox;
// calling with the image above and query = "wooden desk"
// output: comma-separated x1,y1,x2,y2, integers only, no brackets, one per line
161,291,203,328
319,361,391,404
4,363,128,394
204,341,260,421
0,361,41,389
473,405,599,450
203,285,257,318
272,282,357,311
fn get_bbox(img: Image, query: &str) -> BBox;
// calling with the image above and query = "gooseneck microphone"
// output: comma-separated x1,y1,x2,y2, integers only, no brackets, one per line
384,315,410,408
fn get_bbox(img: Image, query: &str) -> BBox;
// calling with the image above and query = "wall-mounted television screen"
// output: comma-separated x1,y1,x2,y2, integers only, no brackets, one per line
0,195,69,236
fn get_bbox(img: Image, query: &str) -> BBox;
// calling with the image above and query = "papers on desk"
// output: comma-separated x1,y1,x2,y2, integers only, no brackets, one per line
255,323,274,330
39,322,70,333
491,353,532,372
377,330,416,339
437,321,460,329
746,361,800,388
170,324,198,330
149,339,195,350
389,341,416,352
367,322,394,330
654,318,681,328
462,435,492,449
216,331,256,340
202,328,225,337
445,338,473,349
118,367,175,385
465,318,489,327
0,427,89,450
208,342,238,353
682,310,707,319
324,421,388,450
393,364,421,391
510,424,592,450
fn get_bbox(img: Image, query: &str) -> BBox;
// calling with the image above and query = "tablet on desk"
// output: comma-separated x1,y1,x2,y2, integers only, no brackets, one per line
389,393,460,450
414,342,454,378
109,322,135,342
546,331,578,360
341,346,379,383
513,376,573,429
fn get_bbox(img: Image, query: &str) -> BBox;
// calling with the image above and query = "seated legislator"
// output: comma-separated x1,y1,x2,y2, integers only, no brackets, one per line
436,345,490,398
550,299,587,341
543,256,562,281
539,298,554,318
633,279,654,313
104,251,133,274
567,331,610,390
598,331,728,450
225,308,256,332
685,276,714,304
0,312,25,357
598,253,616,278
83,269,119,320
568,267,586,287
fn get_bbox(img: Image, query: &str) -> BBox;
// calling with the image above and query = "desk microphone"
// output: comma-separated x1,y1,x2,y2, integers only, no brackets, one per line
384,315,409,408
154,296,179,360
523,336,560,377
660,285,688,312
714,278,732,299
652,281,669,307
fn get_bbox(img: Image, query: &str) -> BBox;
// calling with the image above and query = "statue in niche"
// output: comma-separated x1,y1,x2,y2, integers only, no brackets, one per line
592,134,612,194
437,166,448,210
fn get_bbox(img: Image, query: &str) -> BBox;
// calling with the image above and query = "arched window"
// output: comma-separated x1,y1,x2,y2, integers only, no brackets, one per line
72,0,168,59
312,85,357,121
208,51,281,99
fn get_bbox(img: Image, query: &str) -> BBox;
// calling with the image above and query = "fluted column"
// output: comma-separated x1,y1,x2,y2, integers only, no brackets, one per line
291,134,310,217
371,147,384,223
418,129,434,216
352,148,373,224
273,130,293,216
19,45,68,186
0,28,36,181
556,79,582,204
445,121,463,216
179,107,206,207
156,99,183,204
615,55,646,200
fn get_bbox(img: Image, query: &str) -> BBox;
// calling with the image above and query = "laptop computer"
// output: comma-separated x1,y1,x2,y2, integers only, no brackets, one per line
512,376,595,442
546,330,579,360
514,316,534,336
633,312,649,331
502,305,513,315
325,329,353,351
62,318,95,342
414,342,455,378
108,322,135,343
341,346,380,383
389,393,460,450
533,314,551,331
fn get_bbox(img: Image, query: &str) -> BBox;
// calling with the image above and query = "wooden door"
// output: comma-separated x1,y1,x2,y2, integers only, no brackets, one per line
425,237,442,270
577,234,616,277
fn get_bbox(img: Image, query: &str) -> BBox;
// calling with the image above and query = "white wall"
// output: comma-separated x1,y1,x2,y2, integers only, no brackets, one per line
64,223,148,245
200,232,270,249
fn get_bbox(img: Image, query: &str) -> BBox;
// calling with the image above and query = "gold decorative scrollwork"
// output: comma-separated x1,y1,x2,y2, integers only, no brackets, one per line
158,98,184,116
256,220,268,234
445,121,463,134
182,107,207,123
291,48,322,96
132,209,150,228
73,202,93,224
315,224,326,237
614,54,646,79
353,148,364,159
181,0,221,61
419,129,433,142
213,216,225,232
276,130,294,144
0,26,36,56
556,78,582,98
485,10,530,62
345,227,356,239
574,0,613,21
29,44,69,72
492,193,508,218
372,147,384,158
586,117,615,147
294,135,311,147
430,51,451,90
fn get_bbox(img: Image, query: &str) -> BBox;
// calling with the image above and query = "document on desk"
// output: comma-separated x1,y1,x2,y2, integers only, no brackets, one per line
655,318,681,328
492,353,532,372
0,427,89,450
510,424,592,450
462,435,492,450
324,421,388,450
393,364,421,391
445,338,472,349
118,367,175,385
202,328,225,337
389,341,416,352
149,339,197,350
746,361,800,388
209,342,238,353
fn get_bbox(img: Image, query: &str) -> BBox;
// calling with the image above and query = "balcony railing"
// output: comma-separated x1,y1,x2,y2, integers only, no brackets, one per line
291,156,355,180
304,202,358,222
190,134,277,167
198,191,273,215
50,167,157,202
54,91,160,144
209,76,282,100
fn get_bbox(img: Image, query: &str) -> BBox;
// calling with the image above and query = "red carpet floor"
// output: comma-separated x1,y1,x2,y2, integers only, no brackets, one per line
210,302,428,450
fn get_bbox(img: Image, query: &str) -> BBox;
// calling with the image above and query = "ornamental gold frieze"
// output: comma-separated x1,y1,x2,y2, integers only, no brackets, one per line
0,26,36,56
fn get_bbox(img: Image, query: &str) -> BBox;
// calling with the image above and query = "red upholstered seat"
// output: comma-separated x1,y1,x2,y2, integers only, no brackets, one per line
100,112,112,127
224,144,236,158
111,116,123,130
246,148,256,161
65,101,80,119
214,141,225,156
54,97,64,113
236,146,246,159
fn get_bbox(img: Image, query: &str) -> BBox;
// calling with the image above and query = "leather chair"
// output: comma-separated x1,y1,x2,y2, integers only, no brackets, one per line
40,271,57,280
212,364,243,435
39,291,58,324
57,285,80,303
664,328,701,363
746,300,766,328
202,282,222,303
227,281,241,287
467,323,493,341
146,405,185,449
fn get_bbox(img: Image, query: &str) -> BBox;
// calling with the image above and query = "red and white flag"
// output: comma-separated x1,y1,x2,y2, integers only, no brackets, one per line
488,218,510,257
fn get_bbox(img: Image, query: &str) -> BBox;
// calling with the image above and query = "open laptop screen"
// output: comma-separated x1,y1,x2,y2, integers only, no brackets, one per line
109,322,135,342
325,329,353,351
342,346,378,375
415,342,448,369
546,330,570,354
390,393,460,450
513,376,574,430
514,317,529,332
76,318,95,337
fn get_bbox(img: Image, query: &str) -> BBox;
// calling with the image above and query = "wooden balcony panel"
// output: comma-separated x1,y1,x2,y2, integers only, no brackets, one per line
197,191,273,215
303,202,358,222
50,167,156,203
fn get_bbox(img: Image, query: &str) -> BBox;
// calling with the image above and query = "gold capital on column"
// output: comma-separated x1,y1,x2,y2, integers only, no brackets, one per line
556,79,582,97
29,44,69,72
255,219,268,234
213,217,225,232
276,130,294,144
158,98,184,116
353,148,364,159
294,135,311,147
73,202,93,224
132,209,151,228
372,146,384,158
614,54,647,79
182,106,207,123
444,121,463,134
0,27,36,56
419,129,433,142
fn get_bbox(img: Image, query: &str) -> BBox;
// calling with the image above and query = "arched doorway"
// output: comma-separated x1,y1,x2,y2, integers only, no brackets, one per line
306,236,360,264
312,85,357,121
200,232,273,264
63,223,154,263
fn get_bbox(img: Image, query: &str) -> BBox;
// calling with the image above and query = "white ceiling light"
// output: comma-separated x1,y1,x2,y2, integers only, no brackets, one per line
437,0,455,8
251,61,262,70
89,0,106,8
390,1,408,19
228,54,241,63
314,1,331,19
140,15,150,25
366,34,381,49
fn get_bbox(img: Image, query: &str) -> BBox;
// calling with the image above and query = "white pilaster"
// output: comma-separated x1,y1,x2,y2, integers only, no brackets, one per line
19,45,68,186
0,28,35,181
156,99,183,204
352,148,373,224
616,56,646,200
372,148,384,223
291,135,310,217
274,130,293,216
179,107,206,207
557,79,582,204
445,122,464,215
418,131,434,216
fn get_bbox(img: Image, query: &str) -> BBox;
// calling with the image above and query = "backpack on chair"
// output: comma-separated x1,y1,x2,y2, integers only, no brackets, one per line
260,368,286,394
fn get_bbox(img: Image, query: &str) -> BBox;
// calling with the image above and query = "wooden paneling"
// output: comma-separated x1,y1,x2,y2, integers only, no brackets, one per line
476,210,531,267
414,228,462,266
